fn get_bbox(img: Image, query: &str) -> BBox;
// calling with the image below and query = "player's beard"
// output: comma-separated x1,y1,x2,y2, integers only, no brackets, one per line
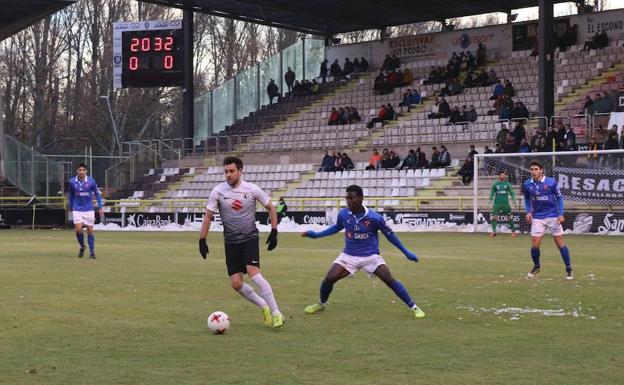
227,175,240,187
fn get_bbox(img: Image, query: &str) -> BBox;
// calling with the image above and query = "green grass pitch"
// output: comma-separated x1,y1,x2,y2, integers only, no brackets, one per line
1,230,622,385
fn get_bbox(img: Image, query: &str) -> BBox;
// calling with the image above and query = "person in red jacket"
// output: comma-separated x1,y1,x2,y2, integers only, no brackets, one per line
328,108,340,125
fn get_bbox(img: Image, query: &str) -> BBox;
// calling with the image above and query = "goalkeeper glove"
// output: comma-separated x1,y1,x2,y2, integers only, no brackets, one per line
266,229,278,251
199,238,208,260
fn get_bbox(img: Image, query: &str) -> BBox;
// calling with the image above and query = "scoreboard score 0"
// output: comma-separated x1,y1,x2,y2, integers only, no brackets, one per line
113,20,183,88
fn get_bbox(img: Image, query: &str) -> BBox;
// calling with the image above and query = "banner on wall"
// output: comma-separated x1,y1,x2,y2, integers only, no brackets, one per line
554,166,624,205
572,9,624,46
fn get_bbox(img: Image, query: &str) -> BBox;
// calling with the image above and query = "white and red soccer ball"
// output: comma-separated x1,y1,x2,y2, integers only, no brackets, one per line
207,311,230,334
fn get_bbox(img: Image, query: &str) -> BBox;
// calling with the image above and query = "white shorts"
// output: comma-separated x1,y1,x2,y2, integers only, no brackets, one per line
73,210,95,226
531,217,564,237
333,253,386,277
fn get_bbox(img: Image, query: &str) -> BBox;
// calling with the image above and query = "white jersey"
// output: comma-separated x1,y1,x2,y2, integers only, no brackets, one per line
206,180,271,243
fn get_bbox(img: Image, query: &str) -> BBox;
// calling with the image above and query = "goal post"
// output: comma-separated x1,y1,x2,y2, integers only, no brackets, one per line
473,149,624,234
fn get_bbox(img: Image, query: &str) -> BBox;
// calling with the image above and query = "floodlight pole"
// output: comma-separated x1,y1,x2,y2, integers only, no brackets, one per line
99,95,122,157
182,8,194,154
538,0,555,125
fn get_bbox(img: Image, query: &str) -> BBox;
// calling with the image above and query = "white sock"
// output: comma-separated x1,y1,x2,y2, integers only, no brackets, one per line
237,283,267,308
251,274,280,315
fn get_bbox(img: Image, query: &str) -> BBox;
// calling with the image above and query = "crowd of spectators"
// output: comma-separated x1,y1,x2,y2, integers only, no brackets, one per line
583,30,609,51
320,57,369,83
367,104,396,128
424,47,485,86
363,146,451,170
319,150,355,172
328,107,361,126
374,68,414,95
581,91,615,115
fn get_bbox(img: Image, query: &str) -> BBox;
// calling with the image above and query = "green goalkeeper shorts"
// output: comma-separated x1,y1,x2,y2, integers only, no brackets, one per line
492,204,512,218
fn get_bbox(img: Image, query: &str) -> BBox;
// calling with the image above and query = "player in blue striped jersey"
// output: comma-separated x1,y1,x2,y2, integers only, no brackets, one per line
522,160,573,280
301,185,425,318
68,163,104,259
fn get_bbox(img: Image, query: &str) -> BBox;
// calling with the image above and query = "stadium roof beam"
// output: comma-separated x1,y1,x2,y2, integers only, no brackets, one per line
0,0,77,41
139,0,570,36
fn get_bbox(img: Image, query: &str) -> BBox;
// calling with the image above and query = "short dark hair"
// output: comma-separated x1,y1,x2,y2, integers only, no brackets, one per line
529,160,543,169
223,156,243,170
346,184,363,197
498,170,507,175
76,162,88,170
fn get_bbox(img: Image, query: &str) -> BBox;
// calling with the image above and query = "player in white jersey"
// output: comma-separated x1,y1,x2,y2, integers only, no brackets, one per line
198,157,284,328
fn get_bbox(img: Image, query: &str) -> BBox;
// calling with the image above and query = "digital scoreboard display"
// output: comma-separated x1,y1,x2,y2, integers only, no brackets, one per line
113,20,183,88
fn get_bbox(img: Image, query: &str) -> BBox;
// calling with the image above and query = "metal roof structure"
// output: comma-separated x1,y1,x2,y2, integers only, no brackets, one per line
1,0,77,41
141,0,567,35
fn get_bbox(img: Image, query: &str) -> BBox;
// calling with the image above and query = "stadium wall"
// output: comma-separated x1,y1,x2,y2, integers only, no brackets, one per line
327,8,624,71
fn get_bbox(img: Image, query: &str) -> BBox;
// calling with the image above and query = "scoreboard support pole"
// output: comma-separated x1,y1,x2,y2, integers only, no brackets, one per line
182,8,194,153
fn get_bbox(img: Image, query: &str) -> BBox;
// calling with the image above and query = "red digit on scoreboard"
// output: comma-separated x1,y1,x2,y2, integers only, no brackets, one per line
129,56,138,70
164,37,173,51
141,37,150,51
130,38,139,52
164,55,174,70
154,37,163,51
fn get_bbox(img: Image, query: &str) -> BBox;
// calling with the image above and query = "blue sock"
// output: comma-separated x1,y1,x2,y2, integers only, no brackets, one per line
87,234,95,253
389,280,415,308
320,279,333,304
76,232,84,247
559,246,571,270
531,247,541,268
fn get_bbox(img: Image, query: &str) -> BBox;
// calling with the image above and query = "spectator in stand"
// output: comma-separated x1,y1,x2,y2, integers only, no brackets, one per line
360,57,369,72
439,145,451,167
349,106,361,123
437,97,451,118
429,146,441,168
334,152,343,170
448,106,463,125
382,54,394,71
366,149,382,170
519,138,531,153
374,72,384,93
476,43,487,66
475,69,489,87
392,54,401,70
484,145,493,154
604,132,620,167
320,60,328,83
387,71,398,88
584,30,609,51
400,149,417,169
565,125,577,150
343,58,354,76
367,105,387,128
415,147,428,168
512,121,527,148
339,153,355,171
381,150,401,169
511,101,530,120
581,95,593,114
428,96,441,119
319,150,335,172
503,79,515,97
488,68,499,85
464,105,478,122
596,91,614,113
463,72,475,88
311,79,320,94
491,80,505,100
338,108,349,125
267,79,279,105
455,156,475,185
352,58,362,73
284,67,295,93
496,124,510,148
468,144,478,158
555,123,566,147
494,143,504,153
587,137,602,168
395,69,405,87
330,59,342,78
504,134,517,153
557,24,578,51
292,80,303,96
440,77,462,97
328,108,340,125
530,127,546,148
545,126,556,150
499,100,512,120
385,104,396,121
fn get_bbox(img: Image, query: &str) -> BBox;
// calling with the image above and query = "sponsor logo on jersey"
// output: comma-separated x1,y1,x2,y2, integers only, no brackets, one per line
231,199,243,211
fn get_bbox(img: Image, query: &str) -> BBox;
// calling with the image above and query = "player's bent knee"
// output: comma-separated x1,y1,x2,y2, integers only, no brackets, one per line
230,278,243,291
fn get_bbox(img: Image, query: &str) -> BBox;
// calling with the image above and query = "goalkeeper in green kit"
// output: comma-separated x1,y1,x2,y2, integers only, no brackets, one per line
489,170,518,238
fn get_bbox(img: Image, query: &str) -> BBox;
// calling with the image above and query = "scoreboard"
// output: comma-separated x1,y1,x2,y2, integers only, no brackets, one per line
113,20,183,88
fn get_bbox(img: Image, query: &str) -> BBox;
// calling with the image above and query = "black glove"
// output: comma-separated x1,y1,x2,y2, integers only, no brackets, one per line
266,229,278,251
199,238,209,260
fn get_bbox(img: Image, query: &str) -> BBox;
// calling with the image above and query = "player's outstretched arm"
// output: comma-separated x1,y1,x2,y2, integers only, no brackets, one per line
383,231,419,262
301,224,342,239
199,209,213,260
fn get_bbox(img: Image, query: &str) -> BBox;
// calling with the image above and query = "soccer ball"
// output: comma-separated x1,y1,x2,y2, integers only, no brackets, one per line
207,311,230,334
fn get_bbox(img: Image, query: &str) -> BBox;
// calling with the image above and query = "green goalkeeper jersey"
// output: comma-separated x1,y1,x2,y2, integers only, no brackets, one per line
490,181,516,206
